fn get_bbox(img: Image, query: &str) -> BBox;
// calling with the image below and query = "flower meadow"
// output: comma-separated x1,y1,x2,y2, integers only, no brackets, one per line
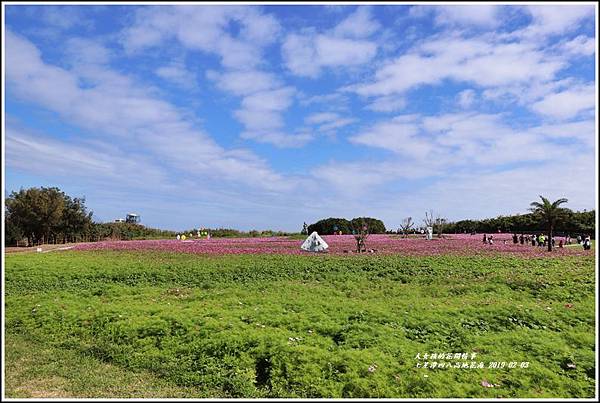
72,233,592,257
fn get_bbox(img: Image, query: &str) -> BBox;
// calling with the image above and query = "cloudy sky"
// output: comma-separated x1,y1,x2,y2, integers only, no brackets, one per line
4,3,597,231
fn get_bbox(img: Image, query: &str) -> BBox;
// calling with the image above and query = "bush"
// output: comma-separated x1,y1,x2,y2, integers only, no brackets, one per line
307,218,352,235
307,217,387,235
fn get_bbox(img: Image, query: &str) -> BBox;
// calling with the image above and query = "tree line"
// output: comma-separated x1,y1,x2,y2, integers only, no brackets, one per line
442,208,594,236
5,187,93,246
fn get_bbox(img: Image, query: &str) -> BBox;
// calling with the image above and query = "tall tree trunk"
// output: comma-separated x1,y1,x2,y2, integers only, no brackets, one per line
547,224,553,252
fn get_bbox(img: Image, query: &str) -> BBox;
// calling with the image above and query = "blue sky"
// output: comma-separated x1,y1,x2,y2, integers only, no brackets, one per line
4,3,597,231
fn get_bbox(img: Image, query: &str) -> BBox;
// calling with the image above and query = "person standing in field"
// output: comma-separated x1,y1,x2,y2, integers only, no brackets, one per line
513,233,518,244
532,234,537,246
483,234,487,244
583,236,591,250
519,234,524,245
488,235,494,245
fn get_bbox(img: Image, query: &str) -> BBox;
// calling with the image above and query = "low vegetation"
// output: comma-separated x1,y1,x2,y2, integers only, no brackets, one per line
5,250,595,398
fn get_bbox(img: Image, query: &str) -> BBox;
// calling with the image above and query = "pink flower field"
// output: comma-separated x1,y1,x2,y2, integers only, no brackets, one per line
72,233,593,257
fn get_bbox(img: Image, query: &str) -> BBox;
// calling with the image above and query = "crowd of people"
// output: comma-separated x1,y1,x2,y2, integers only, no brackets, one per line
176,229,211,241
482,233,592,250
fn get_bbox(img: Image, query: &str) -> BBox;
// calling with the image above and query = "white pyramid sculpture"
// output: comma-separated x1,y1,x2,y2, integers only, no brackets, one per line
301,231,329,252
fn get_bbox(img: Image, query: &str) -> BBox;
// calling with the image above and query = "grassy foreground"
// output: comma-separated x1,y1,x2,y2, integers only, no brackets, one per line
4,251,596,398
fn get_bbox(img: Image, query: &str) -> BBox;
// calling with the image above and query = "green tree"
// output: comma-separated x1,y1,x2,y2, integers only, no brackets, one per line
60,196,93,242
307,218,352,235
350,217,386,234
529,195,569,252
5,187,93,246
5,187,64,245
4,215,24,246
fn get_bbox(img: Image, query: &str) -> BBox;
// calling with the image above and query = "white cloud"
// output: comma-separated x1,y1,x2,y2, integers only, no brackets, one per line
317,36,377,67
421,112,503,138
241,87,295,112
300,92,348,107
457,89,476,109
6,30,81,111
6,29,292,192
230,87,316,148
349,116,430,158
121,6,280,70
27,5,93,31
233,86,305,147
309,144,595,222
281,33,320,77
319,118,355,132
365,95,406,113
283,34,377,78
347,111,593,174
418,154,596,219
417,112,584,165
523,5,595,37
531,84,595,120
304,112,355,133
314,159,438,196
560,35,596,57
305,112,340,125
333,6,380,38
240,131,314,148
316,108,594,214
207,70,280,96
6,121,312,231
412,5,501,27
481,77,575,106
282,8,379,78
205,63,301,147
350,35,565,96
64,37,111,65
124,6,303,149
526,119,596,147
6,125,168,188
155,60,197,88
438,5,500,27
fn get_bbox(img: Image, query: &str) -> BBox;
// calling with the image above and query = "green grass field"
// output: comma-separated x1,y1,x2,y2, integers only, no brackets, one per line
4,251,596,398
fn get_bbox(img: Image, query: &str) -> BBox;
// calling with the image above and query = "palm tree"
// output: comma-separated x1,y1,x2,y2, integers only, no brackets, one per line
529,195,568,252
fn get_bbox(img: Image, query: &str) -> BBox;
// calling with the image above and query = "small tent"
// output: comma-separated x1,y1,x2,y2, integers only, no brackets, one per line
301,231,329,252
